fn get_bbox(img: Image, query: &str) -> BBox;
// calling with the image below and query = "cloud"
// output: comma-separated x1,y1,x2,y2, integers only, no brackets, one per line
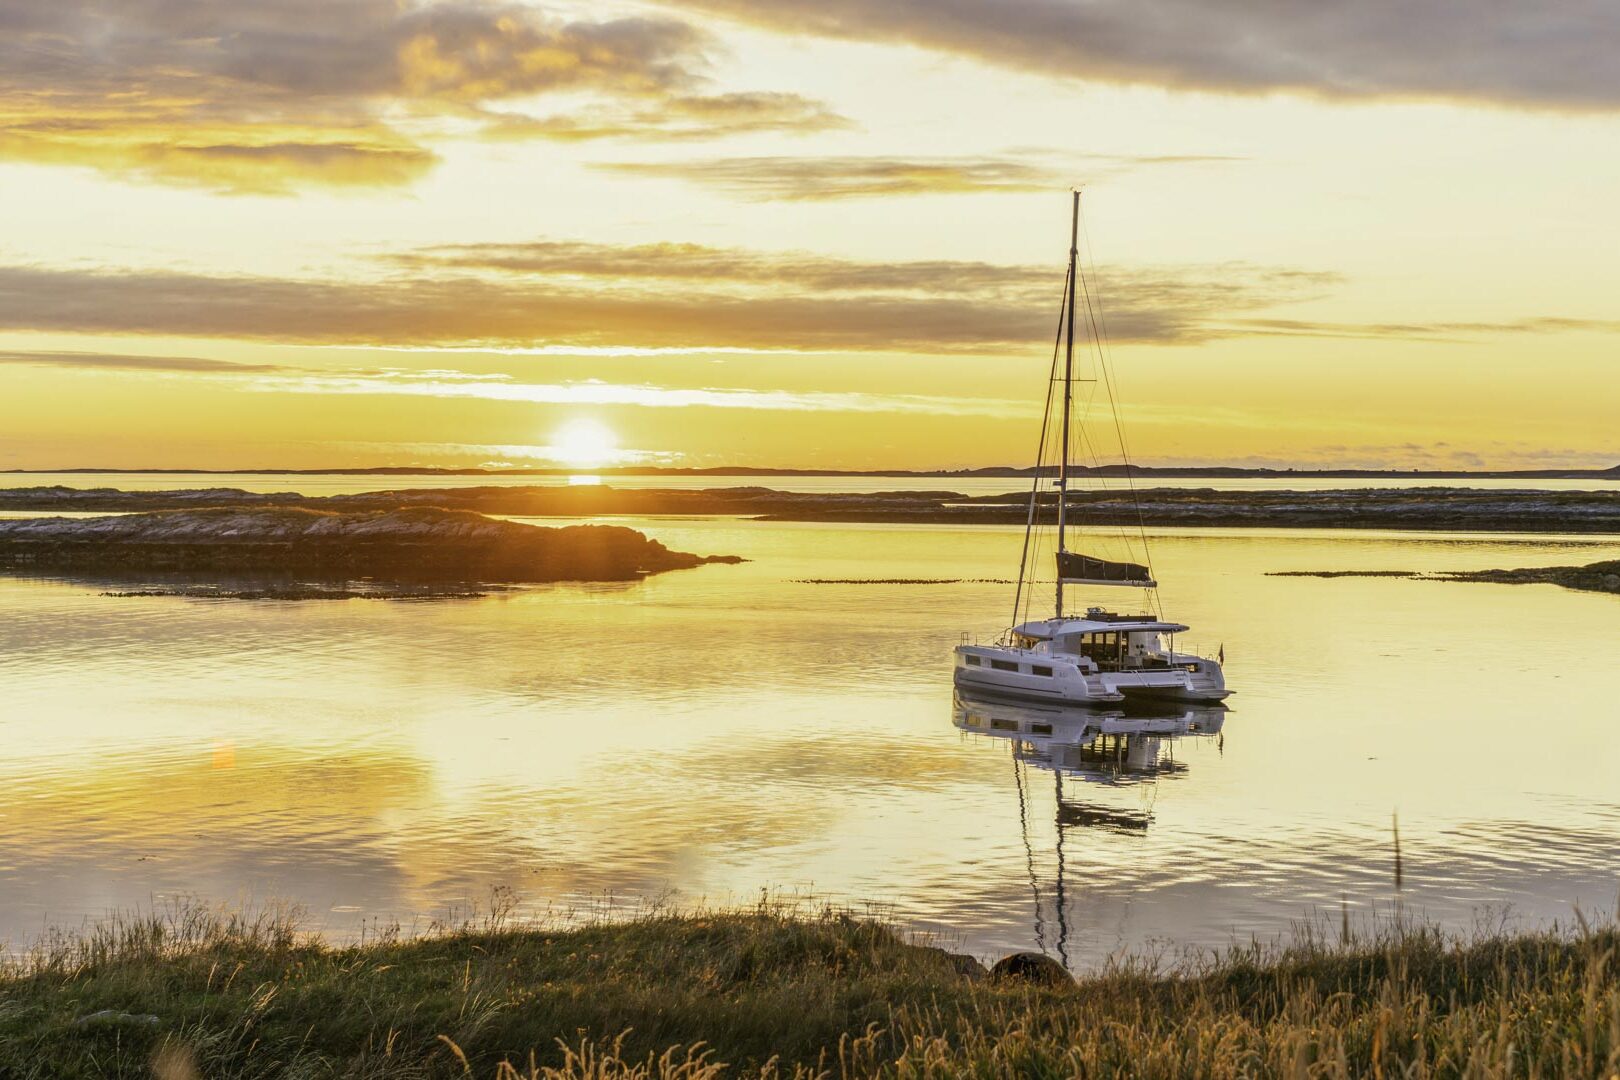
0,252,1336,353
0,348,1025,416
246,372,1029,417
0,348,284,373
18,238,1616,359
389,239,1056,295
592,152,1237,200
666,0,1620,111
341,441,681,466
1232,315,1620,341
1163,441,1619,472
479,92,848,141
0,1,835,193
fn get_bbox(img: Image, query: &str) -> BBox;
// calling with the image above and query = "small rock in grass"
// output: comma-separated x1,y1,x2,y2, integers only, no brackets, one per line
915,944,989,981
943,951,990,981
990,951,1073,987
72,1009,161,1028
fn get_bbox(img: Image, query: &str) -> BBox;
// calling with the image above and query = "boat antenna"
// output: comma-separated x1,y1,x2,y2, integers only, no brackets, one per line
1056,190,1079,619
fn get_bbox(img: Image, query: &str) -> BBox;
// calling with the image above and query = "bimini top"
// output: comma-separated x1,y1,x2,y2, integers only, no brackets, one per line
1013,614,1190,640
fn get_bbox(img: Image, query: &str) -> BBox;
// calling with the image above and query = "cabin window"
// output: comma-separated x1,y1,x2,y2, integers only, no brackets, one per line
964,655,981,666
990,660,1019,672
1031,665,1053,677
990,718,1018,731
1079,632,1126,663
1030,722,1053,735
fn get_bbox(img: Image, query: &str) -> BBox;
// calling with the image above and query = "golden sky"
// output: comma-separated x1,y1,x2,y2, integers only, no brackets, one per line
1,0,1616,471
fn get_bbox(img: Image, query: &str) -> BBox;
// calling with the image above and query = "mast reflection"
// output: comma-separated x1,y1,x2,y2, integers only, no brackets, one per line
951,688,1228,967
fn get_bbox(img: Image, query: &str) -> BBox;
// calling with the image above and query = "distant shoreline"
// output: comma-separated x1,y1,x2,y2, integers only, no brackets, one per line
5,484,1619,533
4,463,1619,480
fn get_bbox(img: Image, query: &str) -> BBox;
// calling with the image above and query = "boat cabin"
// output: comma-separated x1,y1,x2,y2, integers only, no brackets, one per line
1011,611,1193,674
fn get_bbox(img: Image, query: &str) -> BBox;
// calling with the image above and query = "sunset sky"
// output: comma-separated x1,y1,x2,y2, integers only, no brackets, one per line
1,0,1616,471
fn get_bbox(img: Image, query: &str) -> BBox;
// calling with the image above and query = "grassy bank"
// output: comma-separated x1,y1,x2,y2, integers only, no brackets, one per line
2,906,1616,1078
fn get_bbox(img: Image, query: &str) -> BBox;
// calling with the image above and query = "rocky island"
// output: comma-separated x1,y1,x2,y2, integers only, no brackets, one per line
0,507,739,596
1274,559,1620,596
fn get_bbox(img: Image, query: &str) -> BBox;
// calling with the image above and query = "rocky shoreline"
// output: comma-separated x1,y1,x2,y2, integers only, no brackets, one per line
3,483,1620,532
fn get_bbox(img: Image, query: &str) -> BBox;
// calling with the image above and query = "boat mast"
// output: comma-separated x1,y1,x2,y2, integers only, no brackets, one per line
1056,191,1079,618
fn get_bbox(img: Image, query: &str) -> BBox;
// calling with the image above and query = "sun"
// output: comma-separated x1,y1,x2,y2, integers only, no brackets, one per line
549,418,619,468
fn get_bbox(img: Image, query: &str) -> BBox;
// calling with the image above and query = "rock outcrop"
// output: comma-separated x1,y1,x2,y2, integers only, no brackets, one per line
0,507,734,583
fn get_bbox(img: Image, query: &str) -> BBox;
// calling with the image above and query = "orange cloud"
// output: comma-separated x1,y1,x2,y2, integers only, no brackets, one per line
591,152,1239,200
0,1,835,192
0,250,1339,352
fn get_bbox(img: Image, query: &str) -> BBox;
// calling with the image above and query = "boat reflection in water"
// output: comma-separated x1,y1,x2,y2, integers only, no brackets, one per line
953,690,1225,817
952,688,1228,966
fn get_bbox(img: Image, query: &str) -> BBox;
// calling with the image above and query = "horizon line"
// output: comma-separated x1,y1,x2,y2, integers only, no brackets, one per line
4,463,1617,479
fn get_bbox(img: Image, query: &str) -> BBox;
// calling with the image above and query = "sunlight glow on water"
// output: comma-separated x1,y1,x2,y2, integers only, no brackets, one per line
1,519,1617,964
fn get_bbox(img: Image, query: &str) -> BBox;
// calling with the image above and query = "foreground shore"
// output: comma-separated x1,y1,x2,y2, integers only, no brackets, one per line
6,908,1615,1078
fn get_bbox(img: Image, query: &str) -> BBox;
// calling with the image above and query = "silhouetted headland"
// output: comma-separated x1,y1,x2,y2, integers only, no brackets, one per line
0,507,741,592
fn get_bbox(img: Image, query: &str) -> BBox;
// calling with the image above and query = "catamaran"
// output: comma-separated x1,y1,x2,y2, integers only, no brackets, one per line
954,194,1231,706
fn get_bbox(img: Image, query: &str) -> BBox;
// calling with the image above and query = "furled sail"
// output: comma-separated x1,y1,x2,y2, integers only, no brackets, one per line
1056,551,1156,588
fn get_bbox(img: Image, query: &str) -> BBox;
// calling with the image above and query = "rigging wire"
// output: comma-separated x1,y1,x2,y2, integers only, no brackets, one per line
1077,202,1161,618
1022,378,1066,631
1009,263,1071,635
1074,257,1149,599
1013,195,1161,628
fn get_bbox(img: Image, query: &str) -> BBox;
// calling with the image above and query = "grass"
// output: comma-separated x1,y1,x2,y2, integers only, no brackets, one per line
0,901,1616,1078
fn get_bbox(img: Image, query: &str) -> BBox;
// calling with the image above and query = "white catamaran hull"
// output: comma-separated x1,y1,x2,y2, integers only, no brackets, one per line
953,642,1229,705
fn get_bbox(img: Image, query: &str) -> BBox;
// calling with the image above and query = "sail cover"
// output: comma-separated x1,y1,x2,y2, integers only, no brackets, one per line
1056,551,1156,587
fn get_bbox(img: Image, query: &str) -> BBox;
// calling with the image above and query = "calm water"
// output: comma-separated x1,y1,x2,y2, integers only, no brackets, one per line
4,470,1617,497
2,518,1618,965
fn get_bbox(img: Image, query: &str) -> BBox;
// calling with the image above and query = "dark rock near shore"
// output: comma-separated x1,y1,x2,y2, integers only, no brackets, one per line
990,952,1073,987
1438,560,1620,595
1271,560,1620,596
918,947,990,982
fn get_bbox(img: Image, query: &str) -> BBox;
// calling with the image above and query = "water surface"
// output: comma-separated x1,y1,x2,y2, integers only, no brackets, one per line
1,519,1617,965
